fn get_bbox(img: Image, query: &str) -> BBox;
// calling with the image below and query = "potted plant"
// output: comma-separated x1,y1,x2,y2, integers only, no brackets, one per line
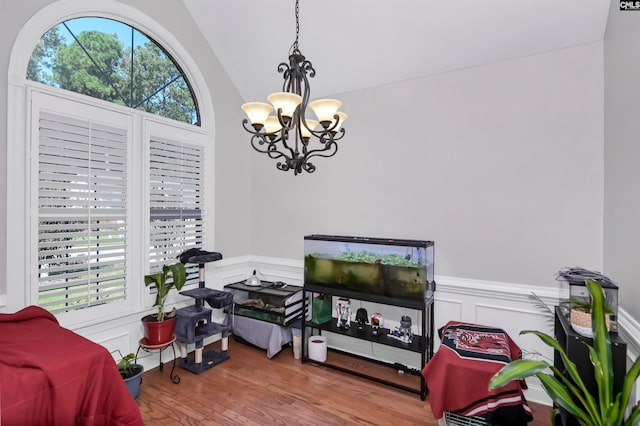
113,350,144,399
568,296,613,337
142,262,187,345
489,279,640,425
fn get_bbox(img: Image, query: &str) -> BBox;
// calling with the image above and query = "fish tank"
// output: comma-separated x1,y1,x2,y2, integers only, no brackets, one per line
557,267,618,333
304,235,434,302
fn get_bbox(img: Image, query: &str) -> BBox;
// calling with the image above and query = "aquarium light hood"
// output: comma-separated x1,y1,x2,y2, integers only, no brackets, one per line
240,0,347,176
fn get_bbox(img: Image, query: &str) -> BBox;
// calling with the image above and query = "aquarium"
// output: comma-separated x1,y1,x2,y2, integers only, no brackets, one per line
223,281,305,326
304,235,434,302
557,267,619,333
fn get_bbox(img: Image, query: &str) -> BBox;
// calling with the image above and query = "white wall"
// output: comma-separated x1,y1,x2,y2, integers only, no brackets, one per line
249,43,605,289
604,0,640,323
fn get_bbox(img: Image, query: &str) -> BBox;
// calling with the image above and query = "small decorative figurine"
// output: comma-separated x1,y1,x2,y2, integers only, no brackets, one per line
336,298,351,329
370,313,384,336
355,308,369,330
399,315,413,343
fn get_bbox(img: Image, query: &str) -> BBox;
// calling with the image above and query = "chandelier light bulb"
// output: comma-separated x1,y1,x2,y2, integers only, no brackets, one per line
241,102,273,129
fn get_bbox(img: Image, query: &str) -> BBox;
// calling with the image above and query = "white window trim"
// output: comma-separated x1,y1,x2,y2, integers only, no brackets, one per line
6,0,216,326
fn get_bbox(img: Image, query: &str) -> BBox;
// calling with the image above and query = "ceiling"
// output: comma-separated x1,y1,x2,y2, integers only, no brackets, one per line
182,0,611,102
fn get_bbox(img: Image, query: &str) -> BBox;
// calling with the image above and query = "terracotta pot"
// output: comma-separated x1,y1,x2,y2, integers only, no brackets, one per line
141,314,176,345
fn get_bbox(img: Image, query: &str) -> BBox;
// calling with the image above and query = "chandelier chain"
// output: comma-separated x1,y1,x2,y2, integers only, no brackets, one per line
291,0,300,54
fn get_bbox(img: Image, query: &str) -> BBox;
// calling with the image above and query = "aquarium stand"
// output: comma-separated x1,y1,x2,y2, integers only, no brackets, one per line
302,283,435,400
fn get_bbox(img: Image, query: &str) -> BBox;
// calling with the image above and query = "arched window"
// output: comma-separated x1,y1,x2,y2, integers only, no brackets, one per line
7,5,214,322
28,17,200,126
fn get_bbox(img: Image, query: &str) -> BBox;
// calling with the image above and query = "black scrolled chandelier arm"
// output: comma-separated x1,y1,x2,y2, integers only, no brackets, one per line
303,135,340,161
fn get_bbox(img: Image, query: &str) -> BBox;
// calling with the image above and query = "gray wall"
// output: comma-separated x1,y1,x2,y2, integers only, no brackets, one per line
0,0,252,300
250,43,605,288
604,2,640,321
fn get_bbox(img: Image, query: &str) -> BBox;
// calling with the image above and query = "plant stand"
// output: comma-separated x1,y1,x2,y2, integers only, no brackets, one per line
136,334,180,384
174,251,233,374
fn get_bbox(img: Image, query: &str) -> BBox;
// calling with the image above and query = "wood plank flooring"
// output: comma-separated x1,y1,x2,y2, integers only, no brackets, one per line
136,337,551,425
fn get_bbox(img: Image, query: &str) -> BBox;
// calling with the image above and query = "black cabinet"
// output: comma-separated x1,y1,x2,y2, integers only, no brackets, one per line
554,307,627,426
302,283,434,400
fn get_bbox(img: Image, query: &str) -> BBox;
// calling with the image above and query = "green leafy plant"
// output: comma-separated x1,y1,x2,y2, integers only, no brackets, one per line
569,296,613,314
117,352,137,379
144,262,187,322
111,350,141,379
489,279,640,425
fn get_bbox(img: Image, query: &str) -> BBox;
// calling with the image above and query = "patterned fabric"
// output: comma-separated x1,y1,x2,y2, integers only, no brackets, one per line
422,321,533,426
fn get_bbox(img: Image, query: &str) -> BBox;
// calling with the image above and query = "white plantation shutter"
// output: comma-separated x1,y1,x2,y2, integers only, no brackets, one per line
149,135,204,284
37,110,128,314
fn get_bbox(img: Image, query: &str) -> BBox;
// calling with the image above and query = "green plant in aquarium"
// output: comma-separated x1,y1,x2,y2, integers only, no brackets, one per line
488,279,640,425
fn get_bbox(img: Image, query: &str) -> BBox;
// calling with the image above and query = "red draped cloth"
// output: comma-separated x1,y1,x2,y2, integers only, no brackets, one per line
422,321,533,425
0,306,144,426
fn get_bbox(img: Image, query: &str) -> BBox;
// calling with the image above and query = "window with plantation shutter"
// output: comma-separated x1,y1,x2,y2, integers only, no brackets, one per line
149,132,205,285
12,10,212,321
37,109,128,314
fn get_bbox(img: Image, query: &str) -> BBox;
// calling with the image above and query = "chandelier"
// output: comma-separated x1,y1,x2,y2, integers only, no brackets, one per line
241,0,347,175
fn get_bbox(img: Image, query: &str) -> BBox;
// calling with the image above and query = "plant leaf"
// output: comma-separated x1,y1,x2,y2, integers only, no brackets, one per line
622,401,640,426
522,330,594,401
586,279,613,415
616,356,640,425
537,372,593,424
488,359,549,389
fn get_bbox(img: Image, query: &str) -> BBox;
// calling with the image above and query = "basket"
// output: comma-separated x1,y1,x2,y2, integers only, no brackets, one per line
570,308,611,338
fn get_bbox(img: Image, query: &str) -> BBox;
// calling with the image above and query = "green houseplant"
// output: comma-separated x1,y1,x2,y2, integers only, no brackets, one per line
112,350,144,399
489,279,640,425
142,262,187,345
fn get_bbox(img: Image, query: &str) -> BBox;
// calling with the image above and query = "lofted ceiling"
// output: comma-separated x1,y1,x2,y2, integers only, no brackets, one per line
182,0,611,102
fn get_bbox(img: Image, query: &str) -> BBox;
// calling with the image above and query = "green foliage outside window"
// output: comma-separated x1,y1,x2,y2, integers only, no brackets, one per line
27,18,199,126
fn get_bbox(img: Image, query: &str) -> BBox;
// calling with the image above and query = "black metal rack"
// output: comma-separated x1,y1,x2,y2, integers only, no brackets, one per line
302,283,435,400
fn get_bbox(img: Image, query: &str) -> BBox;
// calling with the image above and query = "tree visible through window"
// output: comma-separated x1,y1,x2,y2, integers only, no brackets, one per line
28,17,200,126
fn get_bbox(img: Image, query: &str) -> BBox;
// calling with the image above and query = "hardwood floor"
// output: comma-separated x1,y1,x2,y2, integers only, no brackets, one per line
136,337,551,425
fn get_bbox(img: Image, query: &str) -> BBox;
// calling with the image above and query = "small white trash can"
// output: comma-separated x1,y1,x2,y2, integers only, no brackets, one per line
308,335,328,362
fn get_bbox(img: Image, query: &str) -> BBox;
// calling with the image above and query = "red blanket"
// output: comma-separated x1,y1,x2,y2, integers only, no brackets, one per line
0,306,143,426
422,321,532,425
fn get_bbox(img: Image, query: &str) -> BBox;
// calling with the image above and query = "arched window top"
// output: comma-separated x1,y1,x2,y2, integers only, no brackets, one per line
27,17,200,126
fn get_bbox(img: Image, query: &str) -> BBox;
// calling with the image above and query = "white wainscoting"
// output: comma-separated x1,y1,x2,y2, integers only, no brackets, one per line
2,255,639,407
215,256,561,404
